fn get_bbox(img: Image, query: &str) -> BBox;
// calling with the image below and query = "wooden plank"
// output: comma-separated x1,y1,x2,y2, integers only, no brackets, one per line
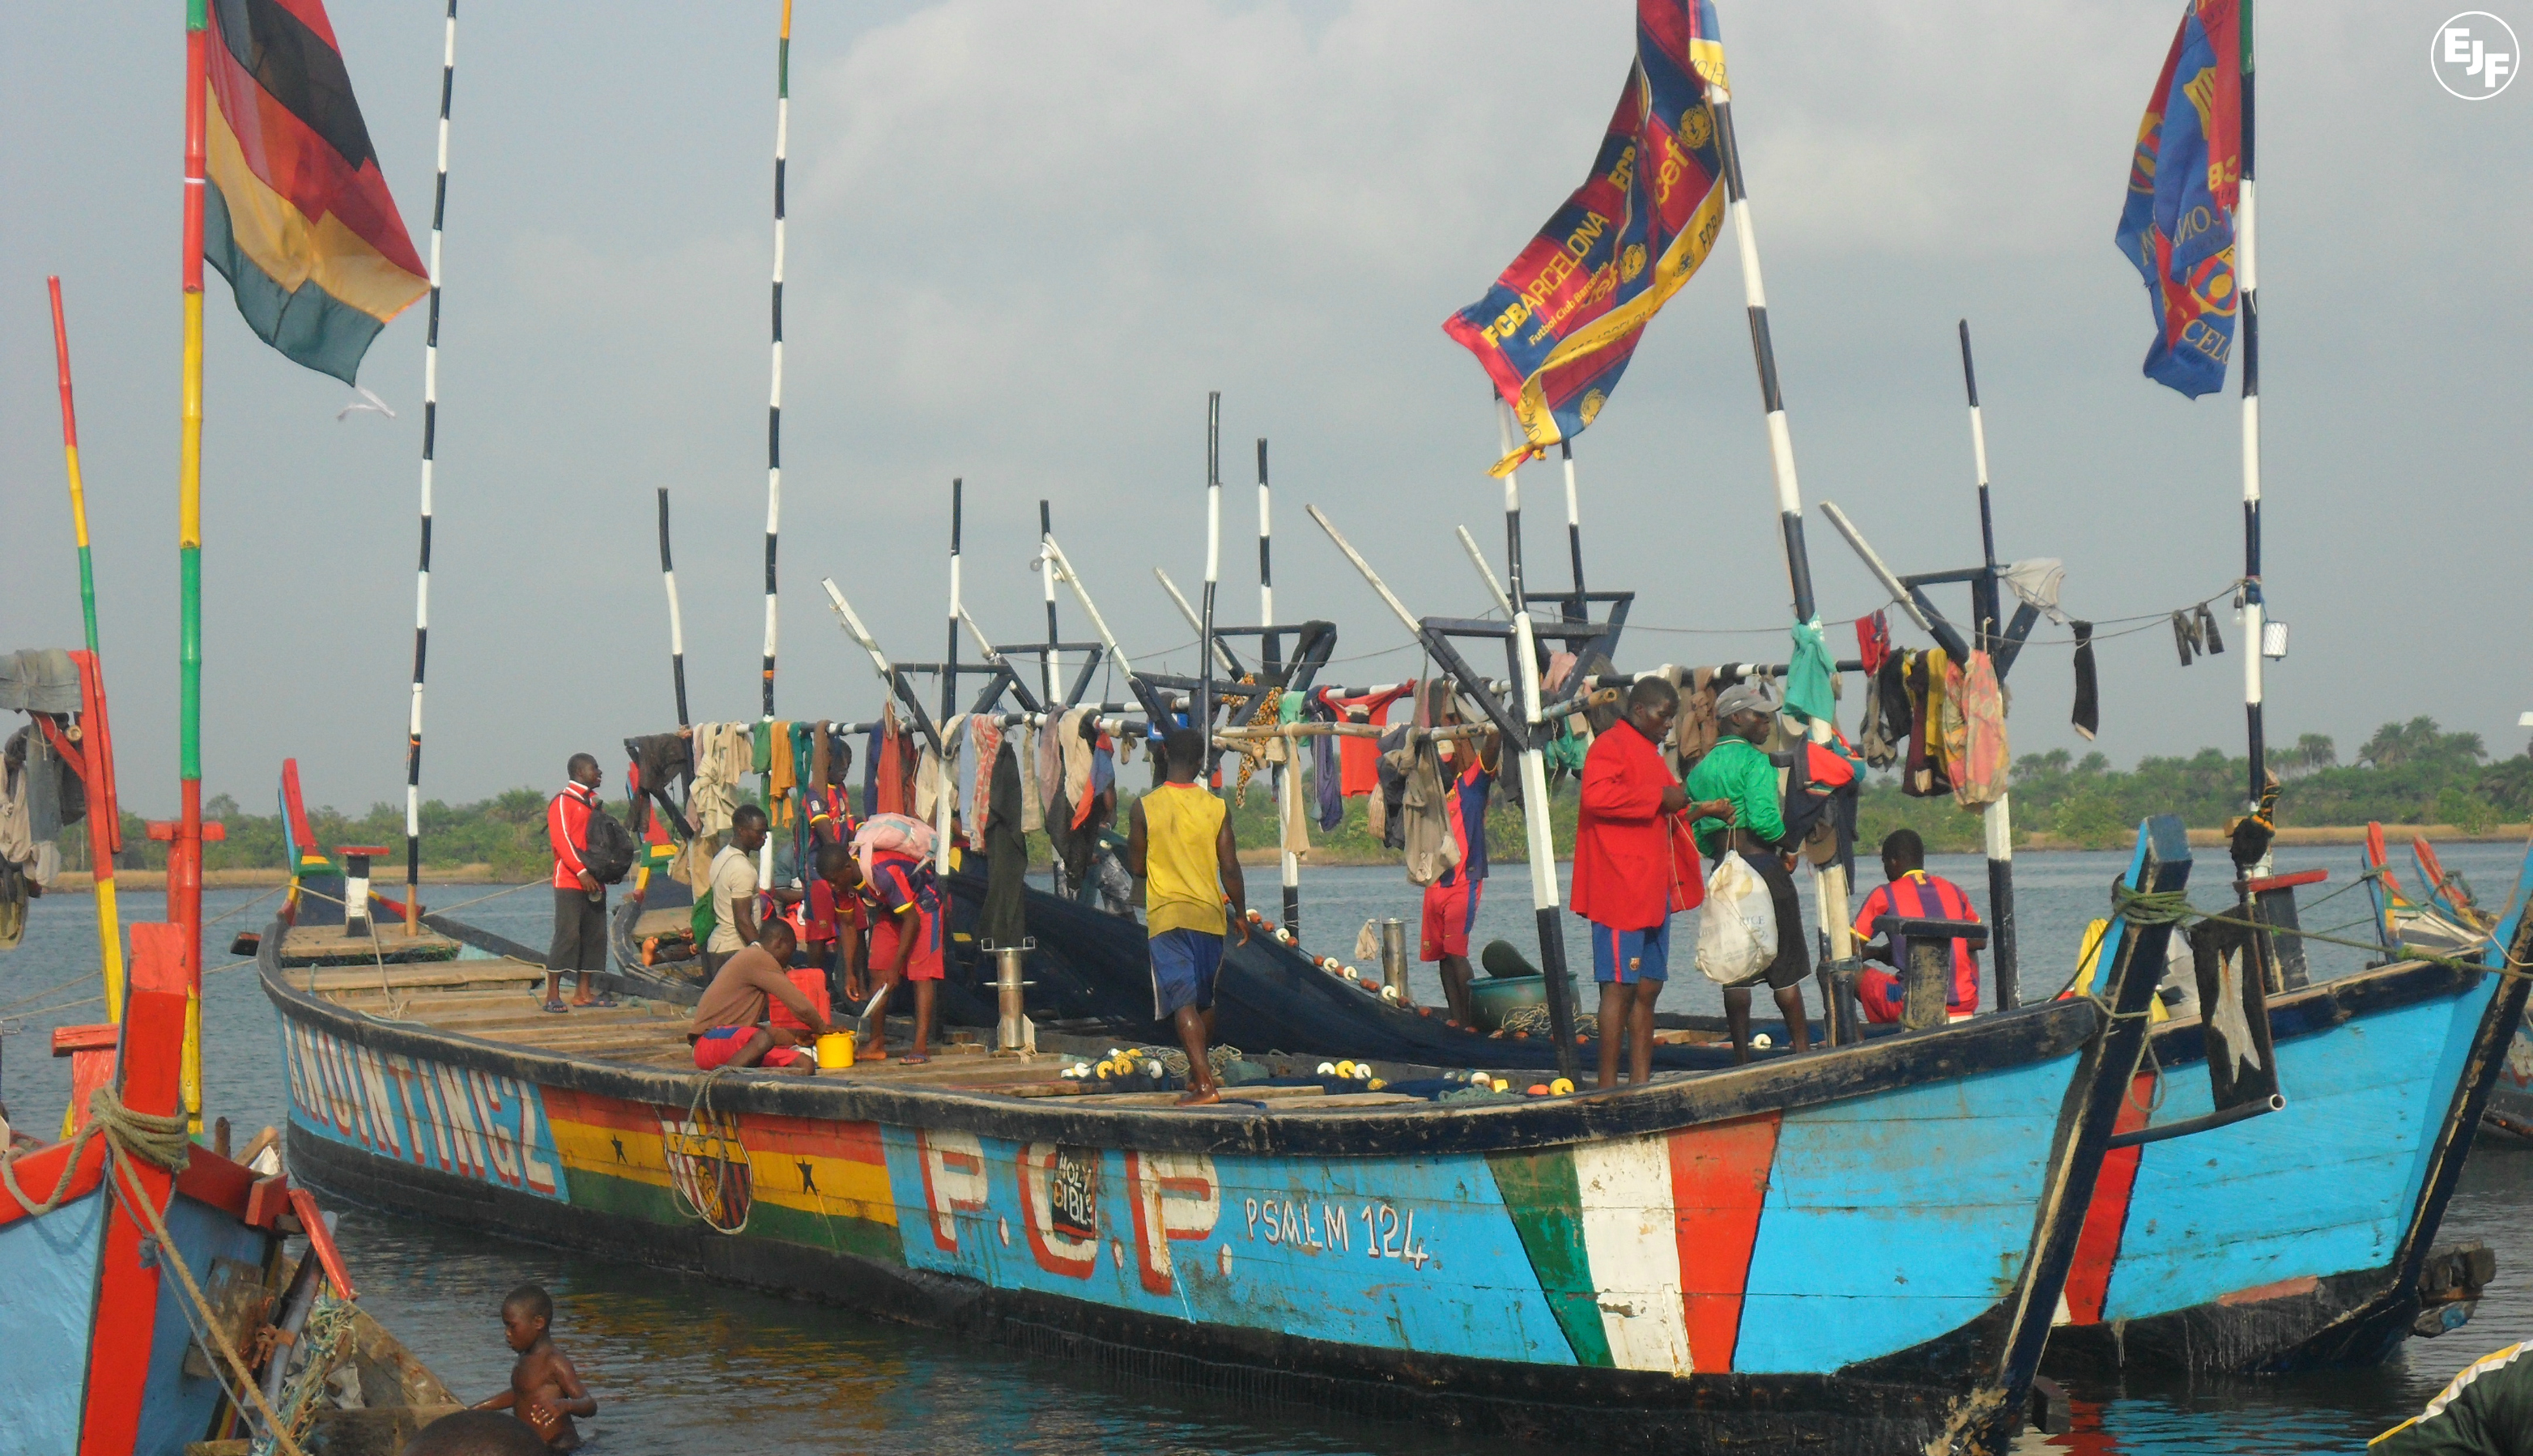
302,961,544,994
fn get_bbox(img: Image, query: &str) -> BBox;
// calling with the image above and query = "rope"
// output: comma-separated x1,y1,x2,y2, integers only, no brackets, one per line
92,1132,310,1455
0,1084,189,1218
669,1066,751,1234
2109,879,2533,980
249,1293,356,1455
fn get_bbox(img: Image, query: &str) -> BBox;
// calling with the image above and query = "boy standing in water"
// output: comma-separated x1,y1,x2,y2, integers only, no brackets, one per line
475,1284,594,1450
1127,727,1247,1105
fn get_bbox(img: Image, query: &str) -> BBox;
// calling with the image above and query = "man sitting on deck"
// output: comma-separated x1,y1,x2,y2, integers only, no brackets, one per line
688,919,828,1070
1127,726,1247,1105
1851,828,1983,1024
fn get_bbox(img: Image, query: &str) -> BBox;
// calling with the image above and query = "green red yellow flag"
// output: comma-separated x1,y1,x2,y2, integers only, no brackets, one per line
203,0,427,383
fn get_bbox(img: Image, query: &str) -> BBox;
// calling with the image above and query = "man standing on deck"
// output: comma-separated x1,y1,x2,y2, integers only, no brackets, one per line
1573,678,1736,1088
857,832,945,1065
1423,708,1500,1028
543,754,613,1014
702,805,770,979
1687,681,1813,1062
1128,726,1248,1106
1852,828,1983,1024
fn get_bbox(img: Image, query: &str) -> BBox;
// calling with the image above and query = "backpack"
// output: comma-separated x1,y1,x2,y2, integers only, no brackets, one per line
850,812,939,886
577,800,638,885
690,844,740,947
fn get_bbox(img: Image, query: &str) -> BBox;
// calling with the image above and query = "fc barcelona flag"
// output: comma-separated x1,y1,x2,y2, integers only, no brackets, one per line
204,0,428,384
2115,0,2242,399
1444,0,1731,474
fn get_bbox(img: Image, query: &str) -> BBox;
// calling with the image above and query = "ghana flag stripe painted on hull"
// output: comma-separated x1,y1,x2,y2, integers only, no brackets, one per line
204,0,425,382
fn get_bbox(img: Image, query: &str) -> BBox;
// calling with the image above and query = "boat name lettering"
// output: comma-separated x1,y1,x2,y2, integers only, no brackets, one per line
1243,1196,1429,1269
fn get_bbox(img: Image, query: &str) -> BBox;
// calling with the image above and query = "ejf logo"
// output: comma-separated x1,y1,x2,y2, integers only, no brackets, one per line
2433,12,2518,98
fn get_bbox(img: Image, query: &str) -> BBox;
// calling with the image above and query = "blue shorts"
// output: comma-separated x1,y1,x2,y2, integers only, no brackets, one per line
1591,920,1670,985
1149,928,1225,1019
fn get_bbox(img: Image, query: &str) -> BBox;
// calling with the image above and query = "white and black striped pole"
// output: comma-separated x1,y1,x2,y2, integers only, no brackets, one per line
760,0,791,730
943,478,963,721
1959,321,2017,1007
1256,438,1277,671
657,487,690,727
1197,393,1221,762
1560,440,1587,611
2237,2,2268,844
1039,499,1061,705
754,0,792,890
401,0,458,938
1258,436,1301,933
1712,87,1818,624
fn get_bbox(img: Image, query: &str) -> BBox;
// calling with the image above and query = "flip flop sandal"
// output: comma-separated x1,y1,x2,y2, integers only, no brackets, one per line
583,994,620,1009
542,1001,572,1014
898,1054,931,1066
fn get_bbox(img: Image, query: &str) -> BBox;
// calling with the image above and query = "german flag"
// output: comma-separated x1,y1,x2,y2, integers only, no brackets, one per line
204,0,426,384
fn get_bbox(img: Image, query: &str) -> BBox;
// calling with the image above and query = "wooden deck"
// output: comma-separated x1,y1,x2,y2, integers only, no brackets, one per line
300,955,1231,1096
276,923,460,968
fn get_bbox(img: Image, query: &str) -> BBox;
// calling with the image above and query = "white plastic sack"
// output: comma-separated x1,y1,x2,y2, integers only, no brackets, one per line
1696,853,1778,985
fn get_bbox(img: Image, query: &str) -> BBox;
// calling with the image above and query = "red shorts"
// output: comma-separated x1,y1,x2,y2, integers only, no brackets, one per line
870,915,946,982
1420,879,1483,961
692,1026,802,1069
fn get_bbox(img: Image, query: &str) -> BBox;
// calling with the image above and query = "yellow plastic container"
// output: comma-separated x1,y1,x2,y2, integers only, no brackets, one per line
816,1032,856,1070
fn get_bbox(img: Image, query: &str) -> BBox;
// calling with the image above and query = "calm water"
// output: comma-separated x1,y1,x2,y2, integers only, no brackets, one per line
5,841,2528,1454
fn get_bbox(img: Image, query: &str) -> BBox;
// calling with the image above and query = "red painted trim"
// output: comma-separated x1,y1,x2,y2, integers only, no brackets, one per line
1667,1112,1781,1374
174,1149,260,1221
288,1186,357,1300
71,652,120,854
2063,1073,2156,1325
245,1173,292,1229
52,1024,120,1056
76,924,188,1456
2246,868,2328,893
2218,1274,2321,1306
64,1048,117,1135
0,1139,107,1231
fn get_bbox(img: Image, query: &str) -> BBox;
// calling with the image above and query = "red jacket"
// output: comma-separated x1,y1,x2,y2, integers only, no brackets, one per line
1571,719,1701,930
548,782,599,890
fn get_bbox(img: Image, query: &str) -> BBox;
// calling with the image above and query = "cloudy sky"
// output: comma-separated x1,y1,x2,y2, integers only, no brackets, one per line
3,1,2526,815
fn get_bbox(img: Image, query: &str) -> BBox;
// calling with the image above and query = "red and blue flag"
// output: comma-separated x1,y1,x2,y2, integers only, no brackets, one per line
1445,1,1731,474
2116,0,2242,399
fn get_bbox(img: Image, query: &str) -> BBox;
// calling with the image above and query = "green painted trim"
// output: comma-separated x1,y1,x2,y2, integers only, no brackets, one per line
777,37,790,99
76,547,100,659
181,546,201,780
1485,1147,1611,1369
562,1164,906,1267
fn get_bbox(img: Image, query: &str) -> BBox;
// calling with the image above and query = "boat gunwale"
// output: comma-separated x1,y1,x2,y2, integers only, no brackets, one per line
2142,955,2488,1069
256,916,2102,1157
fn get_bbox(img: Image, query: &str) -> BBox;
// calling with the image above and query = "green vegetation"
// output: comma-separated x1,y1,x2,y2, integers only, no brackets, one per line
1861,717,2531,853
52,718,2527,876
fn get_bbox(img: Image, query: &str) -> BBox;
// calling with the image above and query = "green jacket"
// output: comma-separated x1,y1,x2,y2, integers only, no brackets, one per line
1684,736,1785,858
2373,1340,2533,1455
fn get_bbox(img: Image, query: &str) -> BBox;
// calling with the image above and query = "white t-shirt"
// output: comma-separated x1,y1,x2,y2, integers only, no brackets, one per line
707,843,759,952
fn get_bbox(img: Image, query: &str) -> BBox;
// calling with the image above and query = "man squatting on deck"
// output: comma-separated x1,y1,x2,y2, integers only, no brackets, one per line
1687,679,1814,1060
1128,726,1247,1105
1572,676,1737,1087
543,755,612,1013
687,917,832,1069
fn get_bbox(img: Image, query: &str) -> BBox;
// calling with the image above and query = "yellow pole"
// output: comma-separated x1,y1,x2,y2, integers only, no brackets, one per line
49,277,128,1024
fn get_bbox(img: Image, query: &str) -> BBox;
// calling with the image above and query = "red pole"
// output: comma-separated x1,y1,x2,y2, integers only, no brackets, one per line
174,1,210,1131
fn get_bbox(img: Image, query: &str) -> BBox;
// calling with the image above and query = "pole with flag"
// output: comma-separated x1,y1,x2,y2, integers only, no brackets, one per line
403,0,458,937
2237,0,2267,832
1560,441,1587,615
49,278,128,1021
175,0,211,1130
2115,0,2262,845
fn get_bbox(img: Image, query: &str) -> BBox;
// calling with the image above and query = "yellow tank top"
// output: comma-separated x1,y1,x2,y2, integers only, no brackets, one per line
1141,782,1228,938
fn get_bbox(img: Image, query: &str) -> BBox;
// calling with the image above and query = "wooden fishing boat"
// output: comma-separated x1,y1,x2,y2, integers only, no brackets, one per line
265,819,2207,1453
0,926,453,1454
2041,842,2533,1372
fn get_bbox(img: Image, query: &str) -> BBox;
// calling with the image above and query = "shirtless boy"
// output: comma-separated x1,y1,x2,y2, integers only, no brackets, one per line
473,1284,594,1450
